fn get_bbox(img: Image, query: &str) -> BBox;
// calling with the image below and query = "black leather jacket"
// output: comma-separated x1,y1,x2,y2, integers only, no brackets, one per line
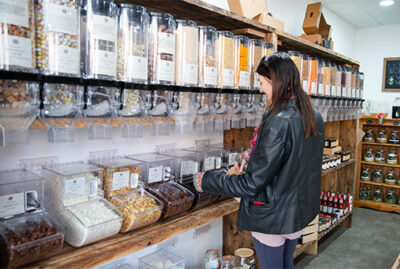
202,99,324,234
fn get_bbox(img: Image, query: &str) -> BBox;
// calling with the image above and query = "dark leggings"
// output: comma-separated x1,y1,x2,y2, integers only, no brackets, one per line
253,237,298,269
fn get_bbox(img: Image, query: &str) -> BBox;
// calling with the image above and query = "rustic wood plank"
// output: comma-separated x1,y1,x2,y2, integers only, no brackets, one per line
30,199,239,269
231,28,266,39
355,200,400,214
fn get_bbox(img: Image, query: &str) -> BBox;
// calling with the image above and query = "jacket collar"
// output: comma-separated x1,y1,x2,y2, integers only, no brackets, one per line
262,97,296,120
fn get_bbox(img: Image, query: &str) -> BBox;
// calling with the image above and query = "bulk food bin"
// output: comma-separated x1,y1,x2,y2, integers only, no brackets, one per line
198,26,218,87
194,92,214,132
245,94,259,127
0,169,64,268
170,91,196,134
229,94,246,129
216,31,235,88
144,90,174,136
213,93,231,131
119,89,146,138
42,161,123,247
234,35,250,90
139,249,185,269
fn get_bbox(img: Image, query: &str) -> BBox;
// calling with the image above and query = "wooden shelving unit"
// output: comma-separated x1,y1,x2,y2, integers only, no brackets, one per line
322,159,355,176
355,117,400,214
317,213,352,241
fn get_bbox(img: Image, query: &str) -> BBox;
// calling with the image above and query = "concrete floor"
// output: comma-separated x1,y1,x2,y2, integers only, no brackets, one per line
295,207,400,269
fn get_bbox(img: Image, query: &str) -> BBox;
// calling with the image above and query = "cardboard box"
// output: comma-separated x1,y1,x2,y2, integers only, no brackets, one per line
319,14,331,39
302,2,322,34
300,232,318,244
323,146,342,156
228,0,268,19
308,215,319,226
299,34,323,45
253,12,285,32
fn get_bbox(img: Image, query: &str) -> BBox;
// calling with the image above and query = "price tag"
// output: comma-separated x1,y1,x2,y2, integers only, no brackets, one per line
0,193,25,218
148,166,163,184
112,171,129,191
130,173,139,188
203,157,215,171
88,180,98,197
64,177,85,198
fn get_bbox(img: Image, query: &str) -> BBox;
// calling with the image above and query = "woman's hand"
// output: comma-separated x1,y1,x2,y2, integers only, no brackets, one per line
233,150,250,172
234,158,247,172
193,172,205,193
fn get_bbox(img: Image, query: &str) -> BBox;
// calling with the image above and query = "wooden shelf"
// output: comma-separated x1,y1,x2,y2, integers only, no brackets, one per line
360,161,400,169
362,142,400,148
354,200,400,214
31,199,239,269
321,159,355,176
317,213,352,241
359,181,400,190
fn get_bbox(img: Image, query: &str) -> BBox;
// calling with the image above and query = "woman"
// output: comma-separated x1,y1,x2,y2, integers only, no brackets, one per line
193,53,325,268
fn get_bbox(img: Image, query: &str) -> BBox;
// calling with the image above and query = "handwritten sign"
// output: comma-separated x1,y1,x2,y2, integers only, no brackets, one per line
382,57,400,92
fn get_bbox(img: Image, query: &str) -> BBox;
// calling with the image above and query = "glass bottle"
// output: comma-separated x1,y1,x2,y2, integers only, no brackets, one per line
385,170,396,185
374,149,385,163
385,189,397,204
387,150,398,165
373,188,382,202
363,129,375,142
234,35,250,89
360,167,371,181
388,131,399,144
198,26,218,88
217,31,235,88
204,249,219,269
220,256,236,269
364,148,374,162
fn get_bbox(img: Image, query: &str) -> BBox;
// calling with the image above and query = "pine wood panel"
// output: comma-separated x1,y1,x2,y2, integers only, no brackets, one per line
355,200,400,214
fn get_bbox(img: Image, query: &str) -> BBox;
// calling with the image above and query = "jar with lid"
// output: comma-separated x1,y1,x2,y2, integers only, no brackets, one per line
198,26,218,87
374,149,385,163
80,0,118,79
387,150,398,165
148,12,176,85
301,55,310,94
388,131,399,144
249,39,264,90
217,31,235,88
308,57,318,95
322,156,329,170
364,148,374,162
204,249,219,269
323,62,331,96
234,248,255,269
372,169,383,183
335,65,342,97
385,189,397,204
376,130,388,143
363,129,375,142
288,51,301,73
373,188,383,202
317,60,325,96
117,4,149,83
220,256,236,269
330,63,337,97
175,20,198,86
385,170,396,185
234,35,250,89
35,0,80,76
263,42,275,57
0,0,35,72
360,167,371,181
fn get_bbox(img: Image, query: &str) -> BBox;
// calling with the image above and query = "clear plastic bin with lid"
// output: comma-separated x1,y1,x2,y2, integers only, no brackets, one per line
118,89,146,138
194,92,214,132
42,161,123,247
249,39,264,90
213,93,231,131
139,249,185,269
229,94,247,129
169,91,196,134
0,169,64,267
234,35,250,89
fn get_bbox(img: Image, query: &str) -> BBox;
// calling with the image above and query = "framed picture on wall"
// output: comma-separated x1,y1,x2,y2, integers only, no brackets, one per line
382,57,400,92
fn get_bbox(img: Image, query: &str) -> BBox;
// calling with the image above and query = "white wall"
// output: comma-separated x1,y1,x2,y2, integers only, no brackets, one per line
355,23,400,115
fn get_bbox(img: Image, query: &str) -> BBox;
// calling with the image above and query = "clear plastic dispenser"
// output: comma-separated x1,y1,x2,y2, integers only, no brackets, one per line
217,31,235,88
194,92,214,132
230,94,246,129
170,91,196,134
213,93,231,131
198,26,218,87
0,80,39,146
245,94,258,127
144,90,174,136
41,83,84,143
139,249,185,269
234,35,250,89
119,89,146,138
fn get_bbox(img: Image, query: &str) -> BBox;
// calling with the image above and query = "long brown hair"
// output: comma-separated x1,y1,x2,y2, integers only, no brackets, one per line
256,53,318,137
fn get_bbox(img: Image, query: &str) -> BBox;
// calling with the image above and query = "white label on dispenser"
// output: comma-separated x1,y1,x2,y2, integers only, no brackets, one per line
130,173,139,188
239,71,250,87
93,50,116,77
0,0,29,28
0,193,25,218
228,153,238,166
158,32,175,54
184,63,198,84
88,180,98,197
112,171,129,191
302,80,309,93
254,73,260,89
48,3,78,35
158,59,174,82
181,161,198,176
203,157,215,171
325,84,331,95
311,82,317,94
53,45,79,75
352,88,356,98
336,85,340,96
92,15,116,42
148,166,163,184
64,177,85,198
204,66,217,85
318,83,324,95
223,68,234,86
2,36,32,68
128,56,147,80
215,157,222,169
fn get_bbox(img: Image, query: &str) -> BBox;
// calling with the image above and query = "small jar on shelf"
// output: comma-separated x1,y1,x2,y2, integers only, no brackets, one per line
387,150,398,165
372,169,384,183
388,131,399,144
385,189,397,204
363,129,375,143
364,148,374,162
360,167,371,181
376,130,388,143
204,249,219,269
385,170,396,185
372,188,383,202
220,256,236,269
374,149,386,163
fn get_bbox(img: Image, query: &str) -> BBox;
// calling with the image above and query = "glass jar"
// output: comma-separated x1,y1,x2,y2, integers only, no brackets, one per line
288,51,301,73
317,60,325,96
204,249,219,269
385,189,397,204
234,35,250,89
385,170,396,185
234,248,255,269
301,54,310,94
336,65,342,97
117,4,149,83
323,62,331,96
148,12,176,85
217,31,235,88
364,148,374,162
198,26,218,88
376,130,388,143
363,129,375,142
330,63,337,97
373,188,383,202
372,169,383,183
263,42,275,57
0,0,35,72
374,149,385,163
220,256,236,269
360,167,371,181
249,39,263,90
308,57,318,95
389,131,399,144
35,0,80,76
80,0,118,79
175,20,198,86
387,150,398,165
41,83,84,143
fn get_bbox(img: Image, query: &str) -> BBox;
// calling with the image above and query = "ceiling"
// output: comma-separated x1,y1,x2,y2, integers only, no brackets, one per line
320,0,400,28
